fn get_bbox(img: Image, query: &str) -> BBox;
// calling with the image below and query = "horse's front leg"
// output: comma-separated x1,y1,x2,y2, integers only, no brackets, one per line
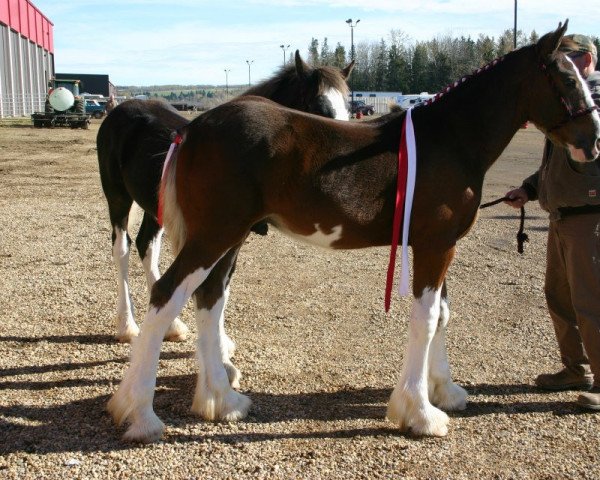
428,281,468,411
136,213,189,342
191,246,250,420
387,247,455,436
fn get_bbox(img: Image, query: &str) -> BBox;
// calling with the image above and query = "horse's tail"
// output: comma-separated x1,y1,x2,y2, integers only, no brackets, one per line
160,130,187,255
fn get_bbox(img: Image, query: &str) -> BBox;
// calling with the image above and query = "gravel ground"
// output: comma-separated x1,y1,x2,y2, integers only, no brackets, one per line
0,118,598,479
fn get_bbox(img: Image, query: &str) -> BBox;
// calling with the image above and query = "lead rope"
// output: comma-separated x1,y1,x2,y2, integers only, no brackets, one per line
479,197,528,254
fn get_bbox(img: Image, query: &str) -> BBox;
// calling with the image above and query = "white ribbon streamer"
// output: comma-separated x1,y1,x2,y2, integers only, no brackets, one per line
399,108,417,296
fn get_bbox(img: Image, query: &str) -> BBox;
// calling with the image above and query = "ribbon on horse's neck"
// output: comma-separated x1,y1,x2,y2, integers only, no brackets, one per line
385,108,417,312
540,61,599,133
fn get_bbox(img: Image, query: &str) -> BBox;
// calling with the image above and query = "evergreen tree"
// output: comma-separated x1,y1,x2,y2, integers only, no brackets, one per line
320,37,333,65
410,43,429,93
333,43,347,68
308,38,319,65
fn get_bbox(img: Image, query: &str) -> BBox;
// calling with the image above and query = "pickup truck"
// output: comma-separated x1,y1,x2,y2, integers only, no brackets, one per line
85,99,106,118
349,100,375,116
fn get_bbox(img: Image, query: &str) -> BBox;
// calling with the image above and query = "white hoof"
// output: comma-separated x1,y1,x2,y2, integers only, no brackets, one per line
115,317,140,343
122,410,165,444
107,377,164,443
164,318,189,342
191,388,251,422
430,381,468,411
224,362,242,389
387,388,449,437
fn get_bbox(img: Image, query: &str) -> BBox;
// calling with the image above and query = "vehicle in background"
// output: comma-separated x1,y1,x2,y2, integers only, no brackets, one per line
31,78,90,129
85,99,106,118
349,100,375,116
396,93,435,110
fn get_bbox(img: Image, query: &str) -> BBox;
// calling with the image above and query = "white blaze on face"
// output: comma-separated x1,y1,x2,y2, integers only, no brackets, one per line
323,88,350,121
564,56,600,161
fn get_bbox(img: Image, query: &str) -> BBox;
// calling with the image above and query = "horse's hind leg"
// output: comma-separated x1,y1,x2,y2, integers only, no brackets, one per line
191,244,250,421
427,281,468,411
107,197,139,343
136,212,189,342
108,244,229,443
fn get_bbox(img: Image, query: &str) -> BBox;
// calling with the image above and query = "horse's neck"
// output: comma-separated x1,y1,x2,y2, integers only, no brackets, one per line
420,52,531,174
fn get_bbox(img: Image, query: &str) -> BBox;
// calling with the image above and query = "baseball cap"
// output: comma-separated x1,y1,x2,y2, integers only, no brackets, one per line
559,34,597,58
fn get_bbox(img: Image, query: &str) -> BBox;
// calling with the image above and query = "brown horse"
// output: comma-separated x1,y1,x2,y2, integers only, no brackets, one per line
97,51,354,343
108,23,600,442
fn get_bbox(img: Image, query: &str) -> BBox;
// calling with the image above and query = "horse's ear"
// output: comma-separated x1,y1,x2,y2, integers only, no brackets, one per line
536,19,569,57
341,60,355,79
295,50,310,77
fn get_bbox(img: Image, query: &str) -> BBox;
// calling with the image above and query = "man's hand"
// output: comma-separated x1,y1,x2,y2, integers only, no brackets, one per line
504,187,529,208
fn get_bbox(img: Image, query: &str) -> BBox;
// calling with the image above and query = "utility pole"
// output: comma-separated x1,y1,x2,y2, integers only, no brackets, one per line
280,44,290,67
246,60,254,87
224,69,230,98
346,18,360,105
513,0,518,50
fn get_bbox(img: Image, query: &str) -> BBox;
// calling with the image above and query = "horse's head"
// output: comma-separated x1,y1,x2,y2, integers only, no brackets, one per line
295,50,354,121
529,20,600,162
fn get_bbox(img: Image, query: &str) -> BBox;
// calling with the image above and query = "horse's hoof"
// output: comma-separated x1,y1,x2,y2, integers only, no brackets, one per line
224,362,242,389
122,414,165,443
164,318,188,342
191,389,251,421
431,381,468,412
115,318,140,343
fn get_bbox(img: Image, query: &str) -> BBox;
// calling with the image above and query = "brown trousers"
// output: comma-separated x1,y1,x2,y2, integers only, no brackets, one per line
545,212,600,386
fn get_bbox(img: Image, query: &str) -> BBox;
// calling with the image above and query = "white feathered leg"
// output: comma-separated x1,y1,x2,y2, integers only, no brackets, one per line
387,287,450,436
141,229,189,342
108,262,218,443
428,294,467,411
113,226,139,342
219,285,241,387
191,285,250,420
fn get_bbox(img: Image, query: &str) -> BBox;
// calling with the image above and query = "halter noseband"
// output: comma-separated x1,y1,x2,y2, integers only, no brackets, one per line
540,61,600,133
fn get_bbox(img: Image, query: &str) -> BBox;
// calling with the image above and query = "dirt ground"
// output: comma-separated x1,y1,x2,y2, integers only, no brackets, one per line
0,118,598,479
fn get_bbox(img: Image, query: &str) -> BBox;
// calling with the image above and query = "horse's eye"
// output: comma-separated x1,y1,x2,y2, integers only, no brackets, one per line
566,79,577,88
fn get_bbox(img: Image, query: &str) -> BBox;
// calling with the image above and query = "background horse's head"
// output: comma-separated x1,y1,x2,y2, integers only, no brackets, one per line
527,20,600,161
244,51,353,121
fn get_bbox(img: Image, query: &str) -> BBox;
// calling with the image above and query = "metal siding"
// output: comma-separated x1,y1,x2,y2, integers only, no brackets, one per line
0,2,8,25
18,0,27,37
0,1,53,52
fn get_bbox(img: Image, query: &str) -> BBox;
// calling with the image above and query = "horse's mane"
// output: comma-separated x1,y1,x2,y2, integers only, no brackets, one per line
244,63,349,99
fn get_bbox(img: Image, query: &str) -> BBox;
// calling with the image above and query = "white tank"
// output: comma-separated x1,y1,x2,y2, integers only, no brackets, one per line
49,87,75,112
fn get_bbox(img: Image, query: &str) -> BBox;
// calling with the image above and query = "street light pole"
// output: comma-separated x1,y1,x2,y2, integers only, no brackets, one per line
280,44,290,67
246,60,254,87
513,0,518,50
346,18,360,105
224,69,230,98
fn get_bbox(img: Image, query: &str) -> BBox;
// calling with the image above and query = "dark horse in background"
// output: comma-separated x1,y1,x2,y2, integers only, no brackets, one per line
108,23,600,443
97,51,354,343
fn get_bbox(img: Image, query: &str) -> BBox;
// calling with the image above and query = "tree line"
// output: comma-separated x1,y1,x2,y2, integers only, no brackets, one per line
306,30,600,94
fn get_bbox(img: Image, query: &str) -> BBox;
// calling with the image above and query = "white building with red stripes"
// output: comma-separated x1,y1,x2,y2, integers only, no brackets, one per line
0,0,54,117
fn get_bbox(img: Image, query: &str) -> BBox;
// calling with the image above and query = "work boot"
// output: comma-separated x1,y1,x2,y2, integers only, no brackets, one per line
576,387,600,411
535,368,593,391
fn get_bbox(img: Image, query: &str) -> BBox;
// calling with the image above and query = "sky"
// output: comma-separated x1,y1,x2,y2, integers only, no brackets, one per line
33,0,600,87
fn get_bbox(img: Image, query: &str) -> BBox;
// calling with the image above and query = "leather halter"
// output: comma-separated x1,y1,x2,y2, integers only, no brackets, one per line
540,61,600,133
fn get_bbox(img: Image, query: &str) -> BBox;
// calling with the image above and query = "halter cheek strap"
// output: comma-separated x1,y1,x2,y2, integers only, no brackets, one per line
540,62,600,133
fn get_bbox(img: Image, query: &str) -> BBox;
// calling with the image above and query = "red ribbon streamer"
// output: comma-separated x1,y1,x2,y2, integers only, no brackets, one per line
384,118,408,312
